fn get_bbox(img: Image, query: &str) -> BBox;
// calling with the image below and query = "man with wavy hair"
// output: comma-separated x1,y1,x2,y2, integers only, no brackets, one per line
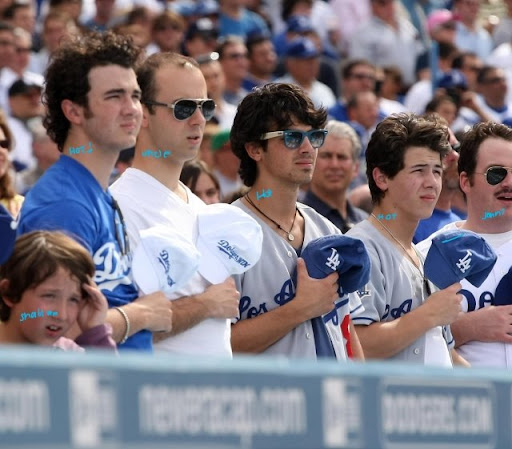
17,32,173,351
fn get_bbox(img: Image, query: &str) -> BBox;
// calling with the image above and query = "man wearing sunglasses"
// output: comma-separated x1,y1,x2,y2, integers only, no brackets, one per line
17,32,174,352
418,121,512,368
229,82,364,361
110,52,240,357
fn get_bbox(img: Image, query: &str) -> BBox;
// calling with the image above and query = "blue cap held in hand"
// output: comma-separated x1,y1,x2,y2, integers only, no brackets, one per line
424,229,497,289
296,234,371,296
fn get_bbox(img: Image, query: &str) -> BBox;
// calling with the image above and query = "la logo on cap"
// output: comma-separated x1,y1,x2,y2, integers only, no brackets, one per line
325,248,341,271
456,250,472,274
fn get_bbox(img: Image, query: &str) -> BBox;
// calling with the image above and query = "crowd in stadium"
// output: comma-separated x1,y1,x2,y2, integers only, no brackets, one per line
0,0,512,370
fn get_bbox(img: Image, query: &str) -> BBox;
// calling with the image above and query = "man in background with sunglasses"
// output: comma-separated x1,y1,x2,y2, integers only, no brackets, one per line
110,52,240,357
418,121,512,368
229,82,364,360
17,32,174,351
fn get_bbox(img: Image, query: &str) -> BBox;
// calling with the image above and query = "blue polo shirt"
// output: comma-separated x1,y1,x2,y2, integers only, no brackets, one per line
17,155,152,351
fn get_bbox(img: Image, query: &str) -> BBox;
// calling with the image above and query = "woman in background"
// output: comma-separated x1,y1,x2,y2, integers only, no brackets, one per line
180,159,221,205
0,110,23,217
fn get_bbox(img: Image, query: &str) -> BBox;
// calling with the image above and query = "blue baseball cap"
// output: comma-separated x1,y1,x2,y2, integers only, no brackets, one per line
424,229,497,289
287,15,314,34
503,117,512,128
297,234,371,296
437,70,468,90
194,0,219,16
285,37,319,59
0,204,16,265
494,268,512,306
185,18,219,41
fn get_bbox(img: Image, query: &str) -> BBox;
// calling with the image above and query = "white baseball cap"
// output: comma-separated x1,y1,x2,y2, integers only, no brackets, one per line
195,203,263,284
132,226,201,295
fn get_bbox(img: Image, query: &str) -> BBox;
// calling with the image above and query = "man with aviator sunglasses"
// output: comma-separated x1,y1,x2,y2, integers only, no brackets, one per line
418,121,512,368
111,52,241,357
229,83,364,360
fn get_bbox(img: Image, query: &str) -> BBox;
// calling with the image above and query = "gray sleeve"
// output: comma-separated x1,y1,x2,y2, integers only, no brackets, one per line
231,273,244,324
351,243,389,326
348,292,364,316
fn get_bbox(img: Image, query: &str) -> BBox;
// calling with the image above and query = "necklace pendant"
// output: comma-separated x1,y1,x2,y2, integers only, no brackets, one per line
287,233,294,241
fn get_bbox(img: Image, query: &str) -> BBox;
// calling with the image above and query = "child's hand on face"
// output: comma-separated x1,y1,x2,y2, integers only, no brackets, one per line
77,277,108,332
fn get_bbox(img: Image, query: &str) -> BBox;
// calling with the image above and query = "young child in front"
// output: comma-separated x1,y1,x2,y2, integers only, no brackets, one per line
0,230,116,351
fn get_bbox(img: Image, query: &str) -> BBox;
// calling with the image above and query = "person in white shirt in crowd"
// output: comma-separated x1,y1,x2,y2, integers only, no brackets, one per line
2,1,37,47
275,36,336,109
349,0,423,88
330,0,370,57
196,51,237,131
404,41,459,116
0,22,17,114
145,10,185,56
453,0,493,61
376,66,408,116
217,35,249,106
29,11,79,76
7,79,44,172
455,66,512,129
492,0,512,47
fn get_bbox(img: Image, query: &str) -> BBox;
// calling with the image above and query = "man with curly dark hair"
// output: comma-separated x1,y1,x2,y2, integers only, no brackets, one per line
17,31,173,351
229,82,364,360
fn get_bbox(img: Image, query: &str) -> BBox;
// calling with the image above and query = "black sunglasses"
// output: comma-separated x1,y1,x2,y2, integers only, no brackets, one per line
476,166,512,185
111,197,130,257
143,98,216,121
0,139,9,149
260,129,328,149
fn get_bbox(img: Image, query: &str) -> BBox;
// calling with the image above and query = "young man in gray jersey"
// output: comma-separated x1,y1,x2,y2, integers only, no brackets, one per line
347,113,468,366
229,82,364,361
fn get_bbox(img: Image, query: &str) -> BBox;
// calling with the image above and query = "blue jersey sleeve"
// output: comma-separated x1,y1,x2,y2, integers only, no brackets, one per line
17,200,98,253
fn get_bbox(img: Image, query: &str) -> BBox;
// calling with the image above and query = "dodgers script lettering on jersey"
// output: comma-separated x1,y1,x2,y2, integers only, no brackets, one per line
92,243,132,292
238,278,296,319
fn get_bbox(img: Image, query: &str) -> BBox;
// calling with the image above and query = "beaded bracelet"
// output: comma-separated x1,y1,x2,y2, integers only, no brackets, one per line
114,307,130,344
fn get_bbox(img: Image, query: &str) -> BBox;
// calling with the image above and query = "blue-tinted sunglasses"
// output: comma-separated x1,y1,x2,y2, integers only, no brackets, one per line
260,129,328,149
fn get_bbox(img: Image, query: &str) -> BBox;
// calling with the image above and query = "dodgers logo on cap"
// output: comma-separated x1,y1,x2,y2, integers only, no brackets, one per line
424,229,497,289
297,234,371,296
132,226,201,296
195,203,263,284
